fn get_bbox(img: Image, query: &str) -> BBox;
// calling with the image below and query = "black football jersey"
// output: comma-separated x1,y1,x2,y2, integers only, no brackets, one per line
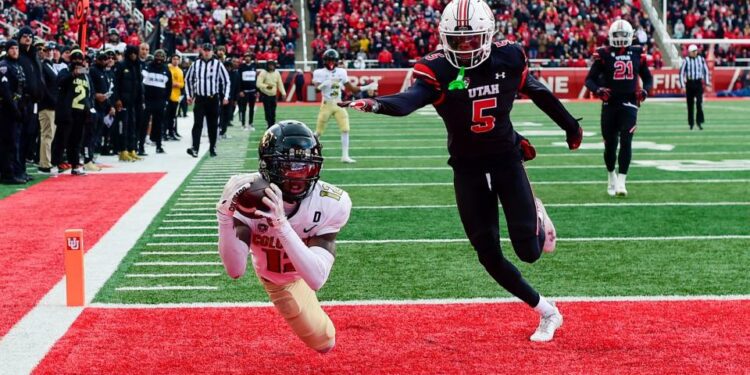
585,45,653,103
412,41,528,158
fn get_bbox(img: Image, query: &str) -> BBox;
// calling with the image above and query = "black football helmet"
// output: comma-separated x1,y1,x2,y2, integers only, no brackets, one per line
259,121,324,202
322,49,339,70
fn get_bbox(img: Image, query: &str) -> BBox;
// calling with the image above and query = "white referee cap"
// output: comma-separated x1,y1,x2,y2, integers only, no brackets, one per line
688,44,698,52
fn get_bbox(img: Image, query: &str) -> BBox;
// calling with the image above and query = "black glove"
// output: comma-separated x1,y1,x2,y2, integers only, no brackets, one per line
337,98,380,112
595,87,611,101
636,89,648,105
566,126,583,151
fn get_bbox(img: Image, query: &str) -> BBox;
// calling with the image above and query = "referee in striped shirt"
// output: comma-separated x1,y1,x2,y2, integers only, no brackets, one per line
185,43,231,157
680,45,711,130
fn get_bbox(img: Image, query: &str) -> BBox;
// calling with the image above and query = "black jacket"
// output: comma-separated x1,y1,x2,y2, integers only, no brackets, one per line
0,58,25,120
112,58,144,107
89,63,113,112
142,61,172,105
39,59,58,110
17,44,44,102
55,64,94,124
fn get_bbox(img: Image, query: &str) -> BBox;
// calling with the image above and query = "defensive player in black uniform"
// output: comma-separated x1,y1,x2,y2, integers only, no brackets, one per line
340,0,582,342
585,19,653,197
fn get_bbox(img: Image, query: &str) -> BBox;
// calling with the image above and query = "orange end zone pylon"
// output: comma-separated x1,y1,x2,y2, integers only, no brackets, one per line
64,229,85,306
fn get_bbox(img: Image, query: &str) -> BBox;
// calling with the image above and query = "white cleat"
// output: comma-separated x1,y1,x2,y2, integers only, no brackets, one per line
530,303,563,342
341,157,357,164
615,174,628,197
535,198,556,253
607,172,618,197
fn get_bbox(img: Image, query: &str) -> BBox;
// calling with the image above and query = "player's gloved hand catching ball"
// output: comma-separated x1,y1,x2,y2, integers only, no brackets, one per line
255,183,288,227
596,87,612,101
566,126,583,150
519,139,536,161
338,98,380,112
636,89,648,105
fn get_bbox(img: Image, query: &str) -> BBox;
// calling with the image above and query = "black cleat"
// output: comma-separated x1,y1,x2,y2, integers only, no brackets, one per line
209,149,217,157
186,148,198,158
156,147,166,154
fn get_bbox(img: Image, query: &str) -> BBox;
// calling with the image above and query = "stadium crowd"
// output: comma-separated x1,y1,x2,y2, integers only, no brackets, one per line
308,0,663,69
668,0,750,66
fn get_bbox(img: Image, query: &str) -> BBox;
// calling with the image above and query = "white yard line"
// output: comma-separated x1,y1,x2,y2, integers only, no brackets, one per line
87,294,750,309
125,273,221,278
115,286,218,291
166,202,750,210
0,118,209,375
140,251,217,255
143,235,750,247
133,261,223,266
158,226,217,230
335,151,750,159
162,219,216,223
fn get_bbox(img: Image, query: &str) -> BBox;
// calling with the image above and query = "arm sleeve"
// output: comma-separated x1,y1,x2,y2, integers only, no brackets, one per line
219,63,231,100
679,60,686,88
256,71,264,90
585,58,604,93
184,62,195,98
703,57,711,84
217,212,249,279
521,74,580,133
277,73,286,97
639,56,653,91
374,79,440,116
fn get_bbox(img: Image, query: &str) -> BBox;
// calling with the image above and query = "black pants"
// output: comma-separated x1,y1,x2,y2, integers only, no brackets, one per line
453,158,544,307
601,104,638,174
237,90,256,126
136,103,147,151
51,111,87,167
21,105,39,165
165,100,179,136
260,93,277,127
0,114,23,180
145,103,166,148
192,96,219,152
115,105,138,152
686,80,705,128
219,100,234,135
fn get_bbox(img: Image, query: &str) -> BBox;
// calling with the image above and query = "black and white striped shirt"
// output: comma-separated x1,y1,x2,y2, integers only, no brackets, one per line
184,57,231,99
679,55,710,87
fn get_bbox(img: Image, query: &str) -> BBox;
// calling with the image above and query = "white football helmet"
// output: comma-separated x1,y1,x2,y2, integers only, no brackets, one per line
608,19,634,48
439,0,495,69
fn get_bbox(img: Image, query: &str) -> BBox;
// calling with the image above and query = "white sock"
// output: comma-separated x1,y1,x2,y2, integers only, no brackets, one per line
608,170,617,182
619,173,627,185
341,132,350,159
533,295,556,317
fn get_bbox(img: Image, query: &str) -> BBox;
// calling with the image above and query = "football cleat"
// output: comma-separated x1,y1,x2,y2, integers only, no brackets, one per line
530,303,563,342
615,174,628,197
535,198,556,253
341,156,356,164
607,172,617,197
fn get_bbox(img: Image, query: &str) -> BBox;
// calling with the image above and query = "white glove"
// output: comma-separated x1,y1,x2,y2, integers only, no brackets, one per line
316,79,332,91
216,174,257,217
255,183,288,227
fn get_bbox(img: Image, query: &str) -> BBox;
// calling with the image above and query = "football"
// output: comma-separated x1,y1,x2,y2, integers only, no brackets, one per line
233,178,270,218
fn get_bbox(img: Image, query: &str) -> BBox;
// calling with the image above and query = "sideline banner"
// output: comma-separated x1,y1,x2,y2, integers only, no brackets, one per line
279,67,745,102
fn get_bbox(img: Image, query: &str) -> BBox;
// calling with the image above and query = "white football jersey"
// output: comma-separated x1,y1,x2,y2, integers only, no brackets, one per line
228,173,352,285
312,67,349,102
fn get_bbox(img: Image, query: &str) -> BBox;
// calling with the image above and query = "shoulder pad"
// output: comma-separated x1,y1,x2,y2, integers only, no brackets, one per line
414,50,448,88
491,41,526,68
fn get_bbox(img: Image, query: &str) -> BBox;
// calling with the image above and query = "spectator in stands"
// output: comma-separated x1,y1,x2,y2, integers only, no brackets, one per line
105,29,126,54
377,48,393,68
717,69,750,97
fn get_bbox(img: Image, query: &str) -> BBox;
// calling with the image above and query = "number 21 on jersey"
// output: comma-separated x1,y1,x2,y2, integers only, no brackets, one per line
613,61,634,80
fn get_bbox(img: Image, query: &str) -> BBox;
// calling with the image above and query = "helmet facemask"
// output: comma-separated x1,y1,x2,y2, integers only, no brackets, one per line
260,156,322,202
441,28,493,69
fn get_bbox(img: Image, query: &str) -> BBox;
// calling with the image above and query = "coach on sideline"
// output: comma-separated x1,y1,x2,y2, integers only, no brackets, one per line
679,45,711,130
185,43,231,158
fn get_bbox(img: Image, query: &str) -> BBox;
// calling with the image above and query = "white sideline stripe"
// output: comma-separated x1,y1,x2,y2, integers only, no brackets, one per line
87,294,750,309
144,235,750,246
337,151,750,159
167,202,750,210
141,251,217,255
134,261,223,266
115,286,218,291
0,117,208,375
166,213,216,217
125,273,221,278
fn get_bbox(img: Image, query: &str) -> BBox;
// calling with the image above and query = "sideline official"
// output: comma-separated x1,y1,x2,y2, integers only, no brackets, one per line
679,44,711,130
185,43,230,158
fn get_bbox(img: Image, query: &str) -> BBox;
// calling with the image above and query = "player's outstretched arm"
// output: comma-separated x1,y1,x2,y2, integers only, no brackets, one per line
257,184,341,291
338,80,438,116
521,74,583,149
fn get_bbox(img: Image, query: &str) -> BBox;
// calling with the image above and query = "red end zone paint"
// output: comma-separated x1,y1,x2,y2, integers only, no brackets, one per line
36,300,749,374
0,173,163,337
